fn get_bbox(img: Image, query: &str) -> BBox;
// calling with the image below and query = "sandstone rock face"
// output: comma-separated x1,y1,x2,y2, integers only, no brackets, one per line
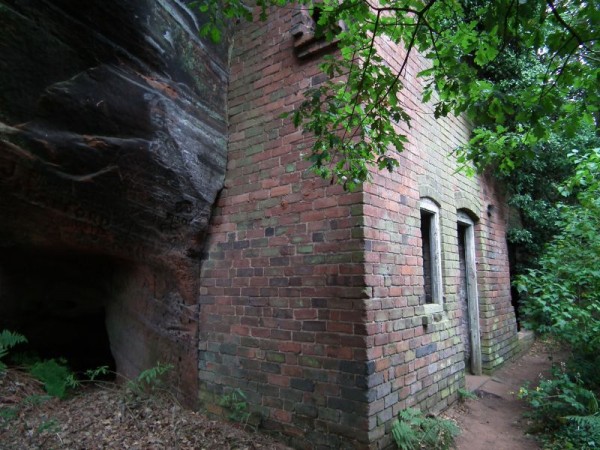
0,0,228,403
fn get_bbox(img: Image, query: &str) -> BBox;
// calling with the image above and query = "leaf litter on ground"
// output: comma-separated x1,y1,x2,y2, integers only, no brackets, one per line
0,368,290,449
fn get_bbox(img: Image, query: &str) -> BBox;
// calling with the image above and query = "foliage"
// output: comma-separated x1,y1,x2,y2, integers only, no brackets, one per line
126,362,174,397
218,388,250,423
516,148,600,386
191,0,288,43
0,329,112,399
458,388,477,402
518,366,598,430
0,330,27,372
0,406,18,425
194,0,600,189
518,366,600,449
501,129,598,265
85,365,110,381
391,408,460,450
29,358,79,399
36,418,60,435
517,148,600,447
1,328,171,401
555,415,600,449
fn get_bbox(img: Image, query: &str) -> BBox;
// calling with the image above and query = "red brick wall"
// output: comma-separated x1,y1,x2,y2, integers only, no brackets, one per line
356,35,518,447
199,6,518,449
199,7,375,448
476,173,519,371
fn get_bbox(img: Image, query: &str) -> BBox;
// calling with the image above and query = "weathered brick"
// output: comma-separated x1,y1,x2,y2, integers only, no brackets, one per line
290,378,315,392
198,4,518,449
261,362,281,374
416,343,438,358
302,320,326,332
294,403,318,418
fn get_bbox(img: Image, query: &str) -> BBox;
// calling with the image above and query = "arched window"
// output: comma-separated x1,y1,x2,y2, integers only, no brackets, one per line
420,198,443,305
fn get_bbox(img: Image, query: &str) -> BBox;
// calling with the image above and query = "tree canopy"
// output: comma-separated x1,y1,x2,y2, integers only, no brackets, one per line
196,0,599,189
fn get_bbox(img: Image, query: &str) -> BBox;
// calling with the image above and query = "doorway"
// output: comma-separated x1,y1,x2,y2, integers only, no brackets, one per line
457,212,482,375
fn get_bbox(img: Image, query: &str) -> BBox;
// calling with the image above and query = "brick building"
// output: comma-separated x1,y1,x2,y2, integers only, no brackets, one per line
198,6,518,449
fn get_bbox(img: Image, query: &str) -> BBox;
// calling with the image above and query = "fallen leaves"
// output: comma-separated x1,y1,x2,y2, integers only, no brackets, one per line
0,369,290,449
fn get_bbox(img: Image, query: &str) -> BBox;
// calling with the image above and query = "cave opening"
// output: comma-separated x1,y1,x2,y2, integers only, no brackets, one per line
0,248,118,379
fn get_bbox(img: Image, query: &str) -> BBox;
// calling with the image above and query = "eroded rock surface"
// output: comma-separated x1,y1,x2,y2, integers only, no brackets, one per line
0,0,228,403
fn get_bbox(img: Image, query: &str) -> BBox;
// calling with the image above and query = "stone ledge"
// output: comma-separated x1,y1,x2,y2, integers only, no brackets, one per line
416,304,445,327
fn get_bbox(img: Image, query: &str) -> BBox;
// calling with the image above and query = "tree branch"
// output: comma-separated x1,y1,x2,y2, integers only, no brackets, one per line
546,0,593,53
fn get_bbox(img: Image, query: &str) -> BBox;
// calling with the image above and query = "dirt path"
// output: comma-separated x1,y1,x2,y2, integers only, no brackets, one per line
445,340,565,450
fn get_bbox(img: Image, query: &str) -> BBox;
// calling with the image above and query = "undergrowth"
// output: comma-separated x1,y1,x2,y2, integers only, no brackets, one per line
218,388,250,424
392,408,460,450
458,388,477,403
29,358,80,399
125,362,174,399
519,364,600,449
1,328,175,416
1,328,173,400
0,330,27,372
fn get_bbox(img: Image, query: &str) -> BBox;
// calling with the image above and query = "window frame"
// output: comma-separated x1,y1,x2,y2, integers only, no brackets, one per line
420,198,444,307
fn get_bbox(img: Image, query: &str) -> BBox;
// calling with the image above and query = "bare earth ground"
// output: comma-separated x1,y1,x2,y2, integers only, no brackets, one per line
444,340,566,450
1,341,560,449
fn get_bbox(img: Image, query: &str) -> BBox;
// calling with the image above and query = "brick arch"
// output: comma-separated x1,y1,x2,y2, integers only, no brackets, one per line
418,178,443,207
454,191,481,220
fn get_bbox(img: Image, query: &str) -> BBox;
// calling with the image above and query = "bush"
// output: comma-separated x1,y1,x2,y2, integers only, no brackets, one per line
516,149,600,447
519,367,597,429
519,366,600,449
517,148,600,388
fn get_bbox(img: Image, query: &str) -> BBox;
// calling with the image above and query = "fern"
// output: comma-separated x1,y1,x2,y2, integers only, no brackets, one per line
565,414,600,433
29,358,79,399
218,388,250,423
392,419,420,450
127,362,173,396
0,330,27,372
392,408,460,450
84,365,110,381
545,414,600,449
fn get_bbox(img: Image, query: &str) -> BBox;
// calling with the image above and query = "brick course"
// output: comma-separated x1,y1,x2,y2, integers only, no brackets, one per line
198,5,518,449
